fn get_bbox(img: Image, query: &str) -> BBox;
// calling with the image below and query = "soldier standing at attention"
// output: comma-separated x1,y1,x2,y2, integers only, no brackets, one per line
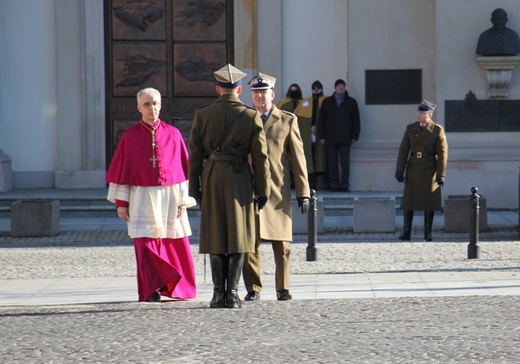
395,100,448,241
188,64,270,309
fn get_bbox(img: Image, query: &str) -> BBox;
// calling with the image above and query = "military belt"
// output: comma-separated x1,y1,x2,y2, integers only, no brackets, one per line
411,152,433,159
208,154,247,162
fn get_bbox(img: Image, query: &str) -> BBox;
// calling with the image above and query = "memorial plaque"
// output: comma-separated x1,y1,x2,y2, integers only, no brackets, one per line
445,100,520,132
445,100,498,132
498,100,520,131
365,69,421,104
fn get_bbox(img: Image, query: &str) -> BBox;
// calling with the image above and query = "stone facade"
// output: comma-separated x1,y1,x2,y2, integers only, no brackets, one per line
0,0,518,208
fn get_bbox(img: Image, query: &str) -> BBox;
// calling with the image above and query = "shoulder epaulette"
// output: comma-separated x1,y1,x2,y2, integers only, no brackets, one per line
243,105,257,111
280,110,296,118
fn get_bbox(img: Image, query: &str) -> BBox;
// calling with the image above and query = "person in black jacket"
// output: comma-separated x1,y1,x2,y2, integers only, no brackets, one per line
317,79,360,192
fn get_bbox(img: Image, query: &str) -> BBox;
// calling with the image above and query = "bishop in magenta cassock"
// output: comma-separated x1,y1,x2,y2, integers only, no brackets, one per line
106,87,197,302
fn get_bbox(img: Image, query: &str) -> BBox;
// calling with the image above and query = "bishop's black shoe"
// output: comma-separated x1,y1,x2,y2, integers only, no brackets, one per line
147,290,161,302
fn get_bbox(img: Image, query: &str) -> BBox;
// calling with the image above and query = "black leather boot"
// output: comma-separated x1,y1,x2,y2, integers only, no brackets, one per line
399,210,414,240
424,211,434,241
209,254,227,308
226,253,244,308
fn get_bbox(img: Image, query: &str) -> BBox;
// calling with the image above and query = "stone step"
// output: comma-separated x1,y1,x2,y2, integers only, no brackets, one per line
0,189,405,218
0,195,115,218
0,205,116,218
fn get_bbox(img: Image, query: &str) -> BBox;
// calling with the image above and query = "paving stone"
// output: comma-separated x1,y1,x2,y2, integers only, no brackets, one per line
0,297,518,362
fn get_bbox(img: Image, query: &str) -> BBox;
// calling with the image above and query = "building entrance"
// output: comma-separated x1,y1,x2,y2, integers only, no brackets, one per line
104,0,233,163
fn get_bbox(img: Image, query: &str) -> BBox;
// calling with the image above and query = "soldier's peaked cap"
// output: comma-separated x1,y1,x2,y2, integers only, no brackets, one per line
248,72,276,90
214,64,247,88
417,99,436,113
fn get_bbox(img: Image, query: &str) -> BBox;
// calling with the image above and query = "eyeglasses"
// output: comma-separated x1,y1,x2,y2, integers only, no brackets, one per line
140,101,161,108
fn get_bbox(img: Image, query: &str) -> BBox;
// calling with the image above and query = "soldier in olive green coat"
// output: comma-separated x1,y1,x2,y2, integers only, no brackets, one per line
395,100,448,242
189,64,270,309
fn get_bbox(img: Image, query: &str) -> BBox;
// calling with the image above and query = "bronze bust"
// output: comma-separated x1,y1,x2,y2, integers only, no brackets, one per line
476,8,520,56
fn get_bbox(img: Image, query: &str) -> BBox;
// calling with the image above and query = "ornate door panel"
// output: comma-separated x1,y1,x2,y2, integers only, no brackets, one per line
104,0,233,163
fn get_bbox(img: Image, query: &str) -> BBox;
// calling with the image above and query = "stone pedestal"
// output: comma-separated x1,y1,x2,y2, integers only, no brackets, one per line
475,56,520,98
444,195,488,233
353,197,395,233
11,200,60,237
292,199,324,234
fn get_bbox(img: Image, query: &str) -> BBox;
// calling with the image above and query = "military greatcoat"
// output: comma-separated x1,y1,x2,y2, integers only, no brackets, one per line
258,106,310,242
188,94,270,254
396,120,448,211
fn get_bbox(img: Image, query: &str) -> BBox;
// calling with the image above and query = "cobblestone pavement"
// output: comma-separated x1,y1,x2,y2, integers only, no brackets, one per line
1,233,519,279
1,229,519,363
1,296,519,363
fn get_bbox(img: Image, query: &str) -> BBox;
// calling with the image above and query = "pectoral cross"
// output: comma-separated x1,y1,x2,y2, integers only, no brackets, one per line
149,155,158,168
150,130,157,168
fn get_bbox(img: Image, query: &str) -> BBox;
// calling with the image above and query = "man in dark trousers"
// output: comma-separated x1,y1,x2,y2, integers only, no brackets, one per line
395,100,448,241
188,64,270,308
318,79,360,192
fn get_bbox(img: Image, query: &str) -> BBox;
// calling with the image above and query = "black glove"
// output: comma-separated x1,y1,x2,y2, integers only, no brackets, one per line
436,176,445,187
297,197,310,214
395,171,404,183
195,193,203,205
255,196,268,210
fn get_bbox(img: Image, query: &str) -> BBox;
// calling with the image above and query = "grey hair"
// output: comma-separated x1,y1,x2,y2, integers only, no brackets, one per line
136,88,161,104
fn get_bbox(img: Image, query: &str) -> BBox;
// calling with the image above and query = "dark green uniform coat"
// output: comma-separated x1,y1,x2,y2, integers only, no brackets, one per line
258,106,310,242
188,94,270,254
396,120,448,211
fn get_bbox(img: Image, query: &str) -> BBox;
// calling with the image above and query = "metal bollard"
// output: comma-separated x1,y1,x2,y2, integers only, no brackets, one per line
468,186,480,259
306,189,318,261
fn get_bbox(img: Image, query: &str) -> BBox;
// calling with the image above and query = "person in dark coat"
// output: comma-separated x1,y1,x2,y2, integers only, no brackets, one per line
188,64,270,308
395,100,448,241
317,79,360,192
